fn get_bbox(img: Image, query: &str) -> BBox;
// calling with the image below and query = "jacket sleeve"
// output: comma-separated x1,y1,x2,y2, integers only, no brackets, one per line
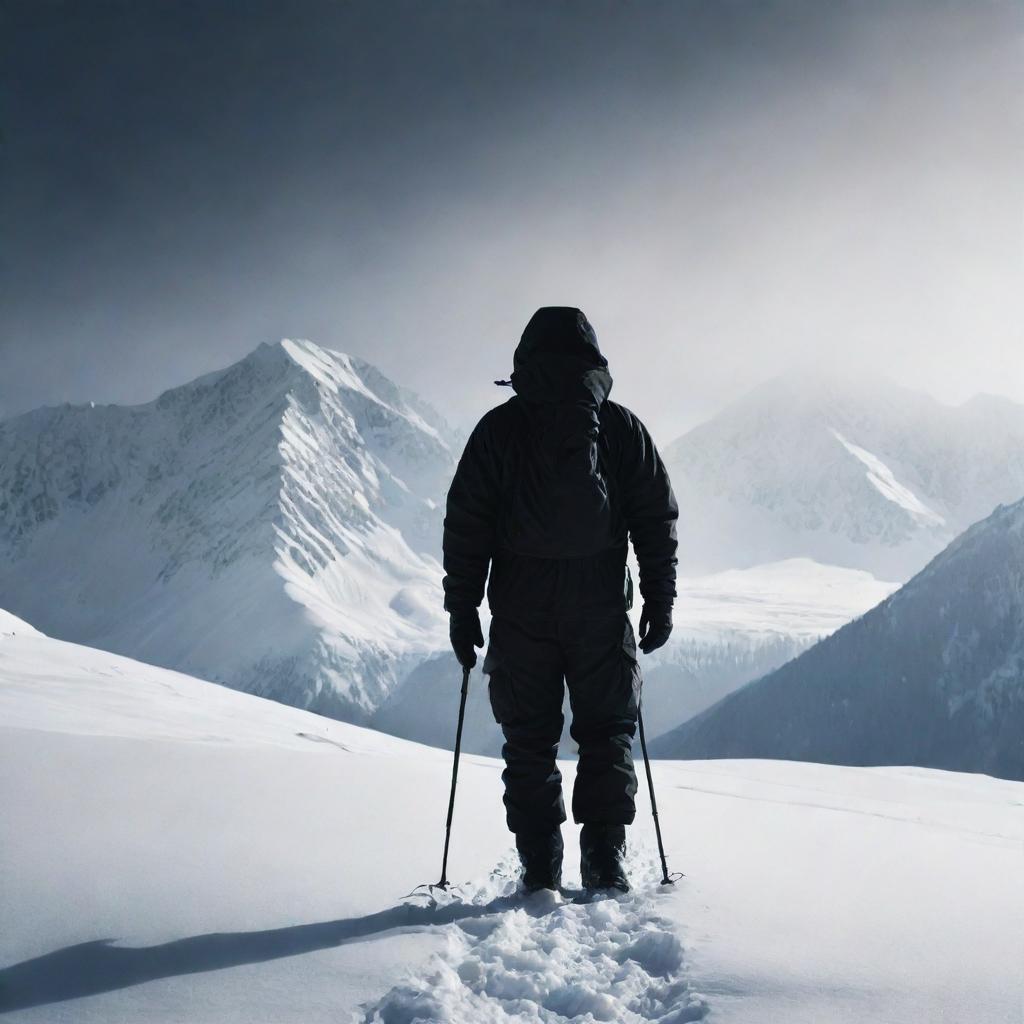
442,414,501,614
620,412,679,606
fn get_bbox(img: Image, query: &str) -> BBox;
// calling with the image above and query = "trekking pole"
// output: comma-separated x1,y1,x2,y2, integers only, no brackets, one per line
637,698,680,885
436,665,471,889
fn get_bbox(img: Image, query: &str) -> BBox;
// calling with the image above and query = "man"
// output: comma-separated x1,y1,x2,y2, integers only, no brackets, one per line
442,307,678,893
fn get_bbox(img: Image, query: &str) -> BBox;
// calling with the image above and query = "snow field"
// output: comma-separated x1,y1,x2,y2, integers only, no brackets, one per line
2,619,1022,1023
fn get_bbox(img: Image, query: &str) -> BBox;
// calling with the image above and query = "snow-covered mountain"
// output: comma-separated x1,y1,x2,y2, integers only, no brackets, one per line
652,498,1024,780
5,354,1023,738
0,340,456,720
667,373,1024,579
2,608,1022,1023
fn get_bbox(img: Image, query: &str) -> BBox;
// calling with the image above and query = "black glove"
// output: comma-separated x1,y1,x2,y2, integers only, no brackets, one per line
638,602,672,654
449,609,484,669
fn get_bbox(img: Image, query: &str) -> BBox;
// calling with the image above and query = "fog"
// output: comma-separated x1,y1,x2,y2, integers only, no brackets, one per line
2,0,1021,439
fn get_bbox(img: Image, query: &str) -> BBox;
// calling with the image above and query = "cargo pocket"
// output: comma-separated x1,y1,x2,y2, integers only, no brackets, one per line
483,644,516,725
621,616,642,718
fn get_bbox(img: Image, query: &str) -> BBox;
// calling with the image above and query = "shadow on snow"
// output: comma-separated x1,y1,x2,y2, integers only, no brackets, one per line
0,895,522,1013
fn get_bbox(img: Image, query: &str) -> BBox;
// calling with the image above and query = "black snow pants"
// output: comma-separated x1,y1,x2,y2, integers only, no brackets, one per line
482,610,641,835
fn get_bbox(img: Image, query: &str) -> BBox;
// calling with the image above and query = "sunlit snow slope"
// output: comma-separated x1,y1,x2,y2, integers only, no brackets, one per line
1,613,1021,1023
667,373,1024,579
0,340,456,719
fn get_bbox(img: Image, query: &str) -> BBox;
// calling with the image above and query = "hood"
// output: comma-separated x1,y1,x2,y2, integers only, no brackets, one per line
510,307,613,406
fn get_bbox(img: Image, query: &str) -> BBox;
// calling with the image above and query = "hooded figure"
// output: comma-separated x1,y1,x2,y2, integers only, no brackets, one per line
442,307,678,892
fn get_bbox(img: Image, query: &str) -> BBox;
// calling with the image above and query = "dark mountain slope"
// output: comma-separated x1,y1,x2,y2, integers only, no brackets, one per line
651,497,1024,780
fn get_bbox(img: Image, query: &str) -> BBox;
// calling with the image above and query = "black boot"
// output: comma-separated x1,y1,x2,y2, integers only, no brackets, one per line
580,823,629,892
516,828,564,892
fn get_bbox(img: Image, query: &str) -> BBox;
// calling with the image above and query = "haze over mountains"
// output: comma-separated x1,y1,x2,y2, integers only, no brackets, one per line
2,341,1022,760
652,497,1024,780
667,373,1024,578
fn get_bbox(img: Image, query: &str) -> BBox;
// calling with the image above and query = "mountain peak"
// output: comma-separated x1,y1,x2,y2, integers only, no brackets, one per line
665,369,1024,578
0,341,457,721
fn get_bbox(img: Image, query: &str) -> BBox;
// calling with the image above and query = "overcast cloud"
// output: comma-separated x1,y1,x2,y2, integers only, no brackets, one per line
2,0,1021,439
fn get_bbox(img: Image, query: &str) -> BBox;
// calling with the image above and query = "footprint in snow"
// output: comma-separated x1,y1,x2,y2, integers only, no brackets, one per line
359,846,708,1024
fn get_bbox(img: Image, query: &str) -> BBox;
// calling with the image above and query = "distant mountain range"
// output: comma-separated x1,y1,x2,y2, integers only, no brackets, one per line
0,340,455,720
666,373,1024,579
651,498,1024,781
3,344,1022,757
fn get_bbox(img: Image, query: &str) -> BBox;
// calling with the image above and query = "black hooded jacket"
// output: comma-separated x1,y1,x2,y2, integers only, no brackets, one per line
442,307,678,618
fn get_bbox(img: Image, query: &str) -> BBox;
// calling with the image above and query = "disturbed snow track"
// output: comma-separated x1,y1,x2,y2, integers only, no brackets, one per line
360,852,708,1024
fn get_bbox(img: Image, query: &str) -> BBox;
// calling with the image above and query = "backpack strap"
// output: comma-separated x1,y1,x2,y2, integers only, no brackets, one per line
596,405,633,609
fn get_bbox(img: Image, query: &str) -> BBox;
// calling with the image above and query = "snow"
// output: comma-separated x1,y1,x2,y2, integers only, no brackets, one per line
363,873,707,1023
671,557,897,643
0,609,41,637
830,429,946,528
634,558,898,745
2,614,1022,1023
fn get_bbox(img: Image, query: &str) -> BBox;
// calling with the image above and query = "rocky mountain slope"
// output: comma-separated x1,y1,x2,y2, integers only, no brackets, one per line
0,339,456,720
651,498,1024,781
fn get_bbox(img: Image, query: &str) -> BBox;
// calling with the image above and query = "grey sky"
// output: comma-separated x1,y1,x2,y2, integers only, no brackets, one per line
2,0,1021,440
